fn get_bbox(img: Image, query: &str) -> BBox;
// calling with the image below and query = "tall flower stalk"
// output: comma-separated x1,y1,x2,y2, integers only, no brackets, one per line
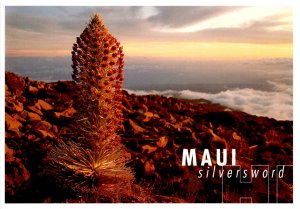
48,14,133,196
71,14,124,147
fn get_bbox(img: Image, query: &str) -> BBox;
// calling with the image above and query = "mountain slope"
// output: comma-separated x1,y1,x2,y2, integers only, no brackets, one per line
5,72,293,203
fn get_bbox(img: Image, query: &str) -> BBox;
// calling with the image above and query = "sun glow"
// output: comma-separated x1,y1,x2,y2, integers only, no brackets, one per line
6,7,292,60
123,41,292,60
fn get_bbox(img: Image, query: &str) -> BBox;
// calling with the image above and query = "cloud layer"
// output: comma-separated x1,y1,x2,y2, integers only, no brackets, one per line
126,80,292,121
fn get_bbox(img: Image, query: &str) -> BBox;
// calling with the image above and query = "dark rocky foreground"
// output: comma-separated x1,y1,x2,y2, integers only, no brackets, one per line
5,72,293,203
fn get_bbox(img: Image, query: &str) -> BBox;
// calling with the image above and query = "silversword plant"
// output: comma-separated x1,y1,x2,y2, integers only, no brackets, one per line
71,14,124,147
48,14,133,197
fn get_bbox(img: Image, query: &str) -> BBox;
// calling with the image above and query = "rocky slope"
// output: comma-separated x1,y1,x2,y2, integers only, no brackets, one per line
5,72,293,203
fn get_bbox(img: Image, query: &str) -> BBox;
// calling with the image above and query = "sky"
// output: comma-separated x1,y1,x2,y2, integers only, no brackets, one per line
5,6,293,60
4,6,293,120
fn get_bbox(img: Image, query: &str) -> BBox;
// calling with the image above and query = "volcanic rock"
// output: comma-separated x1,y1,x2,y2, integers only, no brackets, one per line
5,72,26,96
35,129,55,139
27,105,43,116
6,113,22,138
142,145,157,154
5,144,15,163
27,112,42,121
5,72,293,203
6,158,30,196
28,86,39,95
37,99,53,111
31,120,52,131
156,136,168,148
6,100,24,113
53,107,76,119
128,119,145,134
144,160,155,175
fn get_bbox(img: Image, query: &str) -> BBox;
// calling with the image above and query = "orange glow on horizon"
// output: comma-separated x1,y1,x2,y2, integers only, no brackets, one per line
6,49,70,57
6,41,292,60
123,42,292,60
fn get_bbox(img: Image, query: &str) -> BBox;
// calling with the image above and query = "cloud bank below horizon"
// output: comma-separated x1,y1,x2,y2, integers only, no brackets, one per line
126,81,292,121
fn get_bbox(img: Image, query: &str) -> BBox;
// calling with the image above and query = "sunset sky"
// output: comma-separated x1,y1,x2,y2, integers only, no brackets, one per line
6,6,292,60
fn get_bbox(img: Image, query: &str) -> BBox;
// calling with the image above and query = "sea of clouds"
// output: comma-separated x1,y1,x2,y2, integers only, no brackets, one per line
126,79,292,121
6,57,292,121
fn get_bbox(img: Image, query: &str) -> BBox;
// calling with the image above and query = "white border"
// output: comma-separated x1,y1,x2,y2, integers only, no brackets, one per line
0,0,297,6
1,0,298,209
294,3,299,209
